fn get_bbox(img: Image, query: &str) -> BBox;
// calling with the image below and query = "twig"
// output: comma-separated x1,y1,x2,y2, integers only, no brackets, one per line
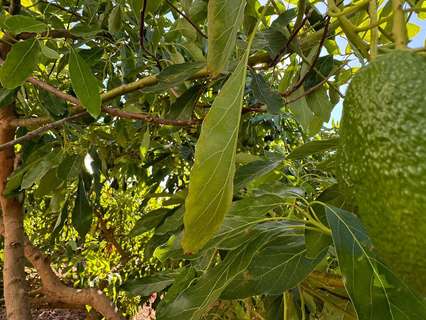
0,112,88,152
140,0,162,68
36,0,83,18
164,0,207,38
9,0,21,15
283,17,330,97
271,11,312,67
369,0,378,59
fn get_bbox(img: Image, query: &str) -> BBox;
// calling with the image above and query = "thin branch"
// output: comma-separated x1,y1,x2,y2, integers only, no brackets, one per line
140,0,162,68
271,11,312,67
9,0,21,15
17,29,79,40
94,207,131,265
283,17,330,97
164,0,207,38
36,0,83,18
0,112,88,152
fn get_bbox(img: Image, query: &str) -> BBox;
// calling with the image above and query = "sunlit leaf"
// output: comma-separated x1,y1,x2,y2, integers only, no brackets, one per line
0,38,40,89
182,53,249,253
326,206,426,320
69,47,101,117
4,15,47,33
207,0,246,76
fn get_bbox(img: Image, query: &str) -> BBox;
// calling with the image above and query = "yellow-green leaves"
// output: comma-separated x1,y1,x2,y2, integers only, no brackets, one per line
207,0,246,76
69,48,101,117
182,55,248,253
0,38,40,89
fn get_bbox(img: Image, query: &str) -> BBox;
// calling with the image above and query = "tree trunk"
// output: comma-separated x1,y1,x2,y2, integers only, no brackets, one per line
0,43,32,319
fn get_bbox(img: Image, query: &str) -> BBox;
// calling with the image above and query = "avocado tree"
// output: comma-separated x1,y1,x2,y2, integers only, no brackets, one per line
0,0,425,319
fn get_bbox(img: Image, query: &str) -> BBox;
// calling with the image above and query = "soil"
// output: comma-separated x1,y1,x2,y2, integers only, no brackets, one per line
0,309,86,320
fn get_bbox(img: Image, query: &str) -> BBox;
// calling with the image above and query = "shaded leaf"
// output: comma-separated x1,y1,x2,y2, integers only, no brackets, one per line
222,232,325,298
234,155,284,191
130,209,171,237
72,177,93,239
251,72,284,114
207,0,246,76
166,85,201,120
326,206,426,320
69,47,101,117
0,38,41,89
0,88,18,108
108,6,122,33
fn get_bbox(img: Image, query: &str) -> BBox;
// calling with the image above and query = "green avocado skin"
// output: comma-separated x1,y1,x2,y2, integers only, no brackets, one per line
338,50,426,295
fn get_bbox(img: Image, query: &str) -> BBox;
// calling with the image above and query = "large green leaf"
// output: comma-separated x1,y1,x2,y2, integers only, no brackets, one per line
326,206,426,320
69,48,101,117
157,235,269,320
207,0,246,76
182,54,249,253
0,38,41,89
4,15,47,34
72,177,93,239
222,235,326,299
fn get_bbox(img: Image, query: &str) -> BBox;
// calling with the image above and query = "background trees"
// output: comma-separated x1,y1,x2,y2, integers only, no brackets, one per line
0,0,425,319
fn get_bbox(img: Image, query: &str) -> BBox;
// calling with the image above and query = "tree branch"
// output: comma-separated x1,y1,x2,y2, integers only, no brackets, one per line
0,219,126,320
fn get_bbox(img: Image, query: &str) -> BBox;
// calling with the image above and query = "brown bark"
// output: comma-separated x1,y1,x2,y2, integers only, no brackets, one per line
0,105,32,320
0,219,126,320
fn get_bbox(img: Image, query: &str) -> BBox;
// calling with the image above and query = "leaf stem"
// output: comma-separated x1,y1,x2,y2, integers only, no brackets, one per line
369,0,379,59
392,0,408,48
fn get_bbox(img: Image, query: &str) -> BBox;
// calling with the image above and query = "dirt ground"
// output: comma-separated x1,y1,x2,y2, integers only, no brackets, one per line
0,309,86,320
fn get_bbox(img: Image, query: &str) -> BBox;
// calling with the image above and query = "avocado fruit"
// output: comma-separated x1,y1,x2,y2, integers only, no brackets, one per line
338,50,426,295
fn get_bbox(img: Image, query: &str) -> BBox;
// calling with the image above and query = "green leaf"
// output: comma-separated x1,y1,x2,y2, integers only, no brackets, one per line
108,5,122,33
157,237,268,320
21,160,52,189
234,155,284,191
251,72,284,114
69,47,101,117
72,177,93,239
288,138,339,159
182,54,249,253
304,55,335,89
142,62,205,93
222,235,326,298
122,272,177,297
166,85,200,120
0,88,17,108
326,206,426,320
288,88,314,132
0,38,41,89
52,198,69,239
39,90,67,117
207,0,246,76
4,15,48,34
306,87,333,123
129,208,170,237
41,45,60,60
